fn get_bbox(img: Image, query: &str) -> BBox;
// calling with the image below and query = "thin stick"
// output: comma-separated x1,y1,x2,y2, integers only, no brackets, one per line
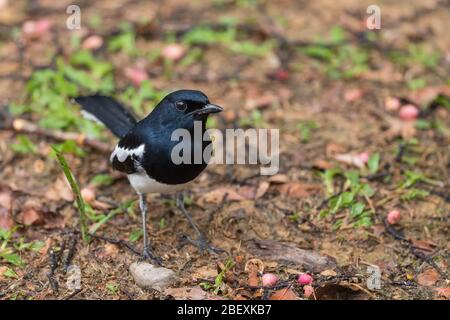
9,119,111,153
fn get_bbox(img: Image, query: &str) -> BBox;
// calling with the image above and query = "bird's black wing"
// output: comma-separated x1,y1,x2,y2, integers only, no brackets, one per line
74,95,138,138
110,131,146,174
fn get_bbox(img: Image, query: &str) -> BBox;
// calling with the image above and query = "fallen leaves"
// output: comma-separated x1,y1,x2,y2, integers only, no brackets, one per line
164,286,222,300
417,268,440,287
245,258,264,287
269,288,299,300
277,182,321,199
246,239,337,273
45,175,74,202
0,188,13,230
435,287,450,299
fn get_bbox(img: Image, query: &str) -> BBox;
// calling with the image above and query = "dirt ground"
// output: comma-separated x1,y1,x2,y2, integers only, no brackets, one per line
0,0,449,300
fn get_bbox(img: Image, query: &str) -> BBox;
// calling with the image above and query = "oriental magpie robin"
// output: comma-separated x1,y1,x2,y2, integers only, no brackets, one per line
74,90,223,264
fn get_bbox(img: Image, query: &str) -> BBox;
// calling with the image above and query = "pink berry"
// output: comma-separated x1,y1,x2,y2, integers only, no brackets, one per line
387,209,401,225
358,152,370,164
261,273,278,286
297,273,313,285
399,105,419,121
22,19,51,38
162,44,185,61
82,35,103,50
124,67,148,86
303,285,315,298
385,97,400,111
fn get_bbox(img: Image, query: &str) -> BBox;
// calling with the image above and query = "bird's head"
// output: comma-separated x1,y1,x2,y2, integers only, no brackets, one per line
150,90,223,129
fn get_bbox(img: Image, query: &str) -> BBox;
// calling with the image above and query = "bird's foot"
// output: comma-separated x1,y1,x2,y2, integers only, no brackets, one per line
139,247,162,266
179,235,225,254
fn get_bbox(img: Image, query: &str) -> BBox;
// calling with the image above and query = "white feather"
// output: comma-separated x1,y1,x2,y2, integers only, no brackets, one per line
128,171,191,194
81,110,103,125
110,144,145,162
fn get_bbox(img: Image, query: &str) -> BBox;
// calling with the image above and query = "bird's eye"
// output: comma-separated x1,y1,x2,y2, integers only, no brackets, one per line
175,101,187,111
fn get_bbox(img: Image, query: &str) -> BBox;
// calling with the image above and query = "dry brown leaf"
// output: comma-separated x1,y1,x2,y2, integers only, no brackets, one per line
255,181,270,199
407,85,450,106
0,191,13,230
344,88,364,102
191,266,218,281
435,287,450,299
417,268,440,287
325,143,346,157
313,160,335,170
320,269,337,277
199,187,246,204
384,118,416,140
409,238,437,253
268,174,289,184
277,182,321,199
164,286,222,300
20,207,41,225
45,175,74,202
269,288,299,300
334,153,365,168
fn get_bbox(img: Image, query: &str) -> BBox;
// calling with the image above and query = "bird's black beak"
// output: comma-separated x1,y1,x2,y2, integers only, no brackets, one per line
195,103,223,116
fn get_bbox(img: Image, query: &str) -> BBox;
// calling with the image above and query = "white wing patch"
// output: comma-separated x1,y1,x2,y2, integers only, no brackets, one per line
110,144,145,163
81,110,103,125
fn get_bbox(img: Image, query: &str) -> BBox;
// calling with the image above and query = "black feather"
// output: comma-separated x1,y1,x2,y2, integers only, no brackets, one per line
74,95,138,138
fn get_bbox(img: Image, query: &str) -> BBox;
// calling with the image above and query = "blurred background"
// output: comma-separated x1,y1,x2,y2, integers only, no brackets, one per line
0,0,449,300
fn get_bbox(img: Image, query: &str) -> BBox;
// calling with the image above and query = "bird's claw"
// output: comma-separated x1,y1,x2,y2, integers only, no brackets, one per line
179,235,225,254
139,247,162,266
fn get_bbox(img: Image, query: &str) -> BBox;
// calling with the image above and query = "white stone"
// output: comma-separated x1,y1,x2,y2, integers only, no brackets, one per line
129,262,177,291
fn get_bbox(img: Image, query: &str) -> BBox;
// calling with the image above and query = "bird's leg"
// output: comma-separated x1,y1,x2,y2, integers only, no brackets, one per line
176,192,224,254
138,193,162,265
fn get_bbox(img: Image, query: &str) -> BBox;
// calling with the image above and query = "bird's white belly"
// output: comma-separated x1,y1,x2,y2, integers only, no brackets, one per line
127,172,191,194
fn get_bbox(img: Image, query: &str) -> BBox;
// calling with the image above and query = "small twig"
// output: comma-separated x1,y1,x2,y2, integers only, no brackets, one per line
88,233,141,256
47,249,59,294
62,234,78,272
5,118,111,153
63,289,82,300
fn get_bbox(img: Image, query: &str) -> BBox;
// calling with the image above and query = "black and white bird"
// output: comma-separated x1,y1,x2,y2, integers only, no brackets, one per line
74,90,223,264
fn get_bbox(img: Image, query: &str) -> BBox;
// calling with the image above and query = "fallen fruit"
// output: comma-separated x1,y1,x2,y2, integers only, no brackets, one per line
297,273,313,285
387,209,401,225
399,104,419,121
261,273,278,287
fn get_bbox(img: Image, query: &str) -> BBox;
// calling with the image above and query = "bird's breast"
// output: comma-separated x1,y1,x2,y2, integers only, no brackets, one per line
127,171,192,194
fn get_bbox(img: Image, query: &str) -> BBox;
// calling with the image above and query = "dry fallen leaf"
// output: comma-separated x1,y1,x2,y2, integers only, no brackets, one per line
334,153,366,168
199,186,246,204
417,268,440,287
407,85,450,106
164,286,222,300
0,188,13,230
268,174,289,184
191,266,218,281
20,207,41,225
45,175,74,202
435,287,450,299
269,288,299,300
277,182,321,199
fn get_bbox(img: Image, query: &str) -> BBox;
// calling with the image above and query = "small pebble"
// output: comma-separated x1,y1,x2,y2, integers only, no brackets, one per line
129,262,177,291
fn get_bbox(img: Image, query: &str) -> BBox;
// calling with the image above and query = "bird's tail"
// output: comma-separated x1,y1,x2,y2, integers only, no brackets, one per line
74,95,137,138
